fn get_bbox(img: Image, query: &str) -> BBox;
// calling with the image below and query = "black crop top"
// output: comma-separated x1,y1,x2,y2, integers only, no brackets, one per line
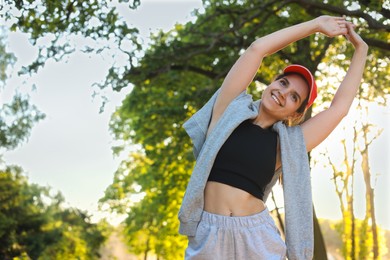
208,119,277,201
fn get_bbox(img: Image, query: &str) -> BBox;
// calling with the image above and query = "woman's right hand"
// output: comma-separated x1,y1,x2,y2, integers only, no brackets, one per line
344,22,368,50
315,15,351,37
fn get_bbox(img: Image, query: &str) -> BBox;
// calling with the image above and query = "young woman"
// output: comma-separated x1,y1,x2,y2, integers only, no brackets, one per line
179,15,368,260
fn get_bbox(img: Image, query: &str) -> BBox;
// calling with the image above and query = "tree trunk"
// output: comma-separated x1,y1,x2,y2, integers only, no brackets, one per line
328,137,357,259
347,193,356,260
271,191,285,235
350,172,356,260
361,147,379,259
313,207,328,260
271,194,328,259
144,237,150,260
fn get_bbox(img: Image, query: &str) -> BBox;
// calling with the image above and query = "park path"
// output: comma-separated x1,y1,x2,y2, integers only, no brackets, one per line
99,231,137,260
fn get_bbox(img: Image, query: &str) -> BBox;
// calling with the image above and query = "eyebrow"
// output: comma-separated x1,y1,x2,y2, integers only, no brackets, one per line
281,77,302,102
282,77,290,87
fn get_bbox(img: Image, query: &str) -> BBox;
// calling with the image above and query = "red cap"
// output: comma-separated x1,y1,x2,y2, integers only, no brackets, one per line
283,64,317,109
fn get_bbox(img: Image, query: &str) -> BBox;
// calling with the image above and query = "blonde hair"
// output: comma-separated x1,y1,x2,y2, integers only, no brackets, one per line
283,112,307,126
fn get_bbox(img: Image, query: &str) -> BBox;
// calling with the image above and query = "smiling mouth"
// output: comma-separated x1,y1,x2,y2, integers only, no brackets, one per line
271,93,282,106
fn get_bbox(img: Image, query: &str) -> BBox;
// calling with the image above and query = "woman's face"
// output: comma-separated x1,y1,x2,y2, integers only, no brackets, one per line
261,74,309,121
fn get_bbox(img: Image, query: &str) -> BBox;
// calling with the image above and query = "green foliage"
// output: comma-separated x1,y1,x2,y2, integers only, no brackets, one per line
318,218,389,259
3,0,389,258
100,1,389,257
333,217,388,259
0,94,45,151
0,29,45,152
0,30,16,85
2,0,142,76
2,18,109,260
0,166,108,259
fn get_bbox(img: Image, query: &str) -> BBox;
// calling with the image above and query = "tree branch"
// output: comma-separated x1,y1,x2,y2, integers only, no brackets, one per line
291,0,390,31
313,38,334,67
362,36,390,51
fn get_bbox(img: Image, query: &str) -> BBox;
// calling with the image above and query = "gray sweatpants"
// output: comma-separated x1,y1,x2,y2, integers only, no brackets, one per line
185,208,286,260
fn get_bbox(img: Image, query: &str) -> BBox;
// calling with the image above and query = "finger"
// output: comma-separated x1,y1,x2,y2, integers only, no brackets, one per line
346,22,356,32
334,16,347,21
339,22,355,34
344,23,356,41
337,21,353,26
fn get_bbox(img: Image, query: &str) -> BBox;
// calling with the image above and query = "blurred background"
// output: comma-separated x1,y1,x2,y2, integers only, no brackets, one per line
0,0,389,259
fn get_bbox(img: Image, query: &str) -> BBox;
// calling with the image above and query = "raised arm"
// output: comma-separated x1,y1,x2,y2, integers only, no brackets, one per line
302,23,368,151
208,16,349,134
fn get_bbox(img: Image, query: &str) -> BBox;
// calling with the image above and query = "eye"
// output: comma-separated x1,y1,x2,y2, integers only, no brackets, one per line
279,79,287,87
291,93,298,102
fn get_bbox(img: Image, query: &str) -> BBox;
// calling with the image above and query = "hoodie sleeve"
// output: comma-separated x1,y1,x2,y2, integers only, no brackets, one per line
274,122,314,260
183,89,221,159
184,88,249,159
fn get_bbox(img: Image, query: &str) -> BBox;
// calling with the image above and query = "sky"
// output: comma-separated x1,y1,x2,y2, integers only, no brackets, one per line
2,0,389,229
2,0,204,224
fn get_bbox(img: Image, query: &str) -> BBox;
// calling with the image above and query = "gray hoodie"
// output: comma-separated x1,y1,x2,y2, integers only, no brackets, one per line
179,89,314,260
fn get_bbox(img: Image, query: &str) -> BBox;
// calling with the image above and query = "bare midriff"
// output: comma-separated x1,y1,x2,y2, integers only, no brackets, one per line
204,181,266,217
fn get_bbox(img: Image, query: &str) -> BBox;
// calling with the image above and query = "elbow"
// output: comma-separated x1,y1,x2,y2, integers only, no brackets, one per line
249,38,268,57
340,109,349,119
328,104,350,120
335,106,350,119
339,104,352,118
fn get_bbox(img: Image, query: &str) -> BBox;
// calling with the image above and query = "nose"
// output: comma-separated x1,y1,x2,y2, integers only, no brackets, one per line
277,89,286,101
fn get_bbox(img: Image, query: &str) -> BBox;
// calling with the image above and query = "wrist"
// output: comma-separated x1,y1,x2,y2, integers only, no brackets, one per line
355,43,369,53
311,17,321,33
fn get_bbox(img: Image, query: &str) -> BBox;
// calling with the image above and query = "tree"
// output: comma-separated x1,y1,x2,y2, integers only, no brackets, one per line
3,0,389,258
0,165,108,259
0,30,45,152
1,0,142,98
355,100,383,260
0,25,107,260
318,98,386,259
102,1,389,257
325,133,358,259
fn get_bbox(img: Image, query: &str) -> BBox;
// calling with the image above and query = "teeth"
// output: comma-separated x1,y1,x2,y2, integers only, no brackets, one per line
272,94,281,105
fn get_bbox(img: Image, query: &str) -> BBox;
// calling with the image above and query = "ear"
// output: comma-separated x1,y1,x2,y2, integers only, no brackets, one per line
286,111,305,126
287,112,301,121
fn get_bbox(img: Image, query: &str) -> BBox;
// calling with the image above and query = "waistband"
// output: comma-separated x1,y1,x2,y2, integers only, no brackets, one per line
201,208,274,229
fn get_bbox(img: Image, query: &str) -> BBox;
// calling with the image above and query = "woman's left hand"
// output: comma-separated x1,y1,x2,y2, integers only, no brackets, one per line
344,22,368,50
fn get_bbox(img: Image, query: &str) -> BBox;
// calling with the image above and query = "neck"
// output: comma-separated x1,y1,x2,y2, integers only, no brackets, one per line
252,115,277,129
253,106,279,129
